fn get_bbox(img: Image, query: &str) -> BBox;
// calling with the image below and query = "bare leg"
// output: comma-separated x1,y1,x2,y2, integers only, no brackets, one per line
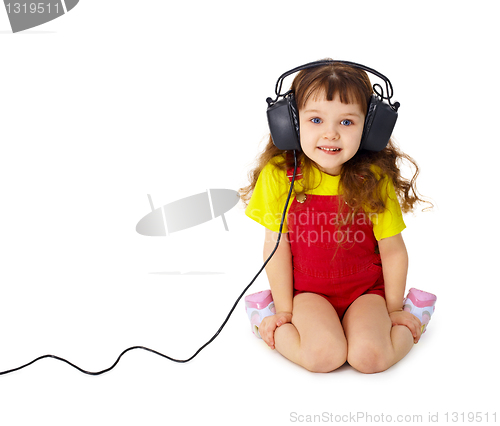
342,294,414,374
274,293,347,373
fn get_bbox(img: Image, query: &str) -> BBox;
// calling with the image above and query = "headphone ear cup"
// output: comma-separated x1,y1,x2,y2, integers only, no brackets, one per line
360,95,398,152
266,93,301,151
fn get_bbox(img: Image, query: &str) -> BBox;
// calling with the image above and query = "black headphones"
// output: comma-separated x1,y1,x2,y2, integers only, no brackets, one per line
266,60,400,152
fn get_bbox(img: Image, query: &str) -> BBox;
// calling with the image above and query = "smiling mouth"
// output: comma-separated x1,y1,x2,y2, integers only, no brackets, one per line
318,147,342,152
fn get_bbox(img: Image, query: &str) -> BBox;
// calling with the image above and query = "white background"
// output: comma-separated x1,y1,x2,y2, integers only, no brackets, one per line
0,0,498,424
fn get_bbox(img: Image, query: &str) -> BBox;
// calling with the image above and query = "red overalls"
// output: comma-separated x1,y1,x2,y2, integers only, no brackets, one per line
287,167,385,319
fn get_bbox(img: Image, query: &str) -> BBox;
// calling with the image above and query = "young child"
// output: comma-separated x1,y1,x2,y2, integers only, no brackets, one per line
240,60,435,374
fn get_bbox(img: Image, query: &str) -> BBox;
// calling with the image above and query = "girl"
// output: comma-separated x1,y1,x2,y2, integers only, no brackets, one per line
240,60,434,374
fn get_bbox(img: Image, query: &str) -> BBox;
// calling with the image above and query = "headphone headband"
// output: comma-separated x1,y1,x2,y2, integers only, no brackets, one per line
269,59,400,112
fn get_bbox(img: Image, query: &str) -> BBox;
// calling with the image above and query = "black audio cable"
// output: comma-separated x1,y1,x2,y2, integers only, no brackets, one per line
0,151,299,376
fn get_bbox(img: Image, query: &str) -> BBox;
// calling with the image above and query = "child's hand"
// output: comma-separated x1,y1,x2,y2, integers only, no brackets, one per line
259,312,293,350
389,310,422,344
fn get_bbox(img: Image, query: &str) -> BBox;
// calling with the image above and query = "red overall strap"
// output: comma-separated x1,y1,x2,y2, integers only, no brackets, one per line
286,152,303,182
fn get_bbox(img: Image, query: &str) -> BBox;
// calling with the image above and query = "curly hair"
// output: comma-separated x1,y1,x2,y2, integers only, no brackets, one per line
240,61,431,215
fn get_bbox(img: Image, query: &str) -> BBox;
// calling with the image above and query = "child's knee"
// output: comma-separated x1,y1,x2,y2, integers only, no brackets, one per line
301,341,347,373
347,342,392,374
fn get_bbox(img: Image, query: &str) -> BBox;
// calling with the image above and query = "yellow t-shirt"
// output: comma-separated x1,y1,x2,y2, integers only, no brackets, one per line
245,157,406,241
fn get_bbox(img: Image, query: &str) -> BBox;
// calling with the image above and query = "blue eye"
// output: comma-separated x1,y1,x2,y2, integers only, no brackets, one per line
341,119,353,126
311,118,322,124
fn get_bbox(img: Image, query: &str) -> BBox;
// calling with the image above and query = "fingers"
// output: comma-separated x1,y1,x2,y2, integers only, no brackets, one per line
259,317,276,349
413,317,422,344
402,314,421,343
260,313,293,350
275,312,292,328
406,315,422,344
390,311,422,344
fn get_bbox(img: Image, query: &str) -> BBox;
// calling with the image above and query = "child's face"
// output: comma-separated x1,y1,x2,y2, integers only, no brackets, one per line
299,93,365,176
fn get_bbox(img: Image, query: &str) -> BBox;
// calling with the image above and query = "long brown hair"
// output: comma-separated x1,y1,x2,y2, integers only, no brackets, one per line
240,61,430,215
